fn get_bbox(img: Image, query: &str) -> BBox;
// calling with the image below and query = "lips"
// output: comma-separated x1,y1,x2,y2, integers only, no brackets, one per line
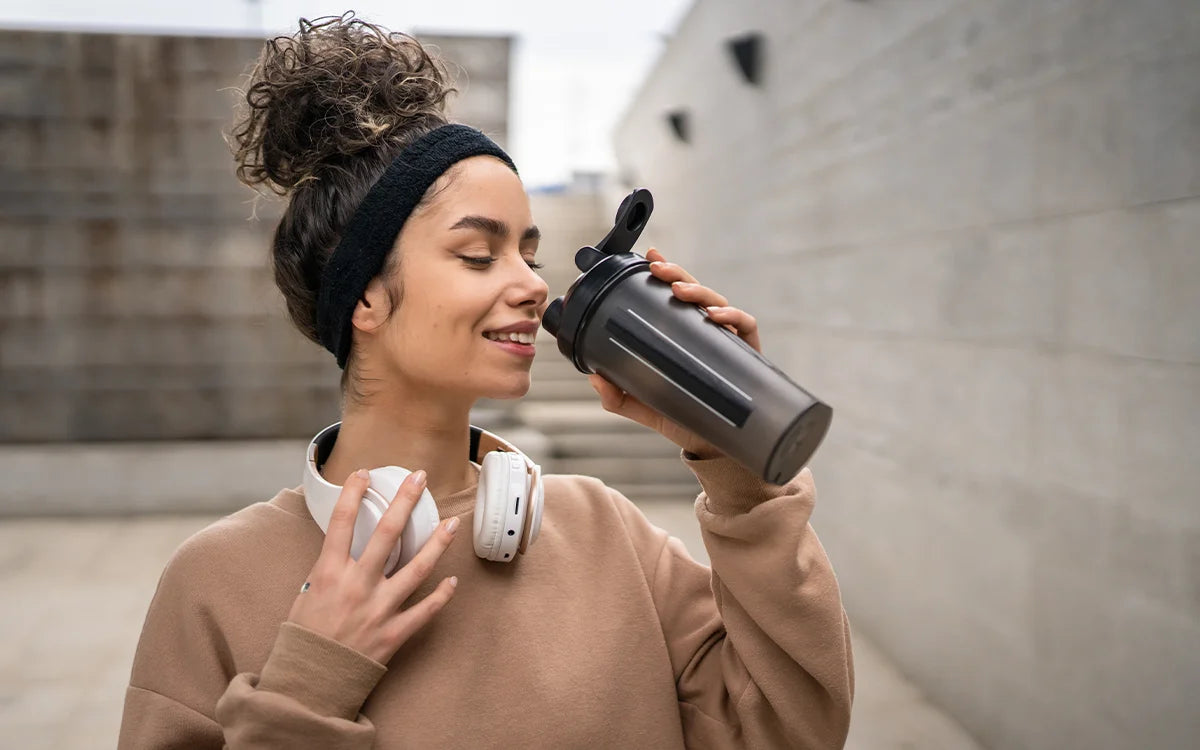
482,318,539,347
483,330,536,345
484,320,540,335
484,333,536,358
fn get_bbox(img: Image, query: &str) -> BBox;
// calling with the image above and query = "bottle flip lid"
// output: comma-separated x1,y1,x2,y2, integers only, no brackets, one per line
542,189,656,373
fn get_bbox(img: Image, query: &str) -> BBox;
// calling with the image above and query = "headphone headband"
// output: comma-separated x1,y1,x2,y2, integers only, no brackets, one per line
302,421,543,570
306,421,537,479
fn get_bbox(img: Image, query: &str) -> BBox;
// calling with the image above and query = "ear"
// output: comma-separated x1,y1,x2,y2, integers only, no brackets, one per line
350,276,391,334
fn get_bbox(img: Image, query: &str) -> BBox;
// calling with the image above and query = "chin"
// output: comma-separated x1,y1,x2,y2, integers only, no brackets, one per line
481,373,533,400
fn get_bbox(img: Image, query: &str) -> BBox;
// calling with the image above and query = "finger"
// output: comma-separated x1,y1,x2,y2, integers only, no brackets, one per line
385,515,459,599
588,374,623,411
357,470,427,575
645,247,666,263
321,469,372,561
589,374,662,431
671,281,729,309
648,260,698,285
706,306,762,351
386,576,458,645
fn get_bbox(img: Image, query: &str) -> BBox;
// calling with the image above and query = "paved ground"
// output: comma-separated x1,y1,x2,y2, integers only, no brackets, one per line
0,505,984,749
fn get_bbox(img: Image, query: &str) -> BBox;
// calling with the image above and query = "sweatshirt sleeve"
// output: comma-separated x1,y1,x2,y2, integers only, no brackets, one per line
213,622,387,749
611,453,854,749
118,534,387,749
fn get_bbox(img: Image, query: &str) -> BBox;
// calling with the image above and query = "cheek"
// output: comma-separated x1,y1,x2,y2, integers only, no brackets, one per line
390,267,497,355
414,300,479,355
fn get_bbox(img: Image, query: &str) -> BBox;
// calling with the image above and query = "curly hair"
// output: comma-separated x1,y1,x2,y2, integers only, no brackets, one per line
228,13,457,382
231,13,456,195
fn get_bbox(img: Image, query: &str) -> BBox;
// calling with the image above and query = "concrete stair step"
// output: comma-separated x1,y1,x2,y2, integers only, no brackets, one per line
599,482,701,504
529,356,585,381
546,456,697,485
515,362,701,505
525,379,602,401
550,430,680,458
515,400,638,434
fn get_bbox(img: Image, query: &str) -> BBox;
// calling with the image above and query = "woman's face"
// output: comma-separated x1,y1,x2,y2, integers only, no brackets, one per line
358,154,550,401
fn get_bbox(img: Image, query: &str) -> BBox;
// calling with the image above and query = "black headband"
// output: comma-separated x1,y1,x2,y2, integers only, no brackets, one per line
315,124,517,368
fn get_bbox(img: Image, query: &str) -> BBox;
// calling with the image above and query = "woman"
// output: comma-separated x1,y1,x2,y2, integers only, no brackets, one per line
118,14,853,749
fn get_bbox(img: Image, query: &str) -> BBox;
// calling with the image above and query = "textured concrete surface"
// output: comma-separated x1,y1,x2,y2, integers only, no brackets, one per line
0,426,695,518
613,1,1200,747
0,28,511,442
0,504,982,749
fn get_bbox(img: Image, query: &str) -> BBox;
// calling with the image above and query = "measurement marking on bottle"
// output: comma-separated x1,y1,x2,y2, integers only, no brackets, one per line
624,308,754,402
606,337,741,428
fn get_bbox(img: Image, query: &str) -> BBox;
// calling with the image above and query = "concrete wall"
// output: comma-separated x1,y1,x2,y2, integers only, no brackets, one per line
614,1,1200,748
0,28,511,442
428,34,511,147
527,174,613,293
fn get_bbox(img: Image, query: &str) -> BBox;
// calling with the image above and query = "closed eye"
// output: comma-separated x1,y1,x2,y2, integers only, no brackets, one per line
459,255,544,270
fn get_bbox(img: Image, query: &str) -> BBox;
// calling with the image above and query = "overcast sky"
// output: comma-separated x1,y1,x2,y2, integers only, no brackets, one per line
0,0,693,187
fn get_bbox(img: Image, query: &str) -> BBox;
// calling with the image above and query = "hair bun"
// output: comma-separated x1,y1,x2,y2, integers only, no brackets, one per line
230,13,454,195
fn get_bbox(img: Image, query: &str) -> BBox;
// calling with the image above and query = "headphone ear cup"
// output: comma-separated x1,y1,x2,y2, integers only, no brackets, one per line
473,452,511,560
348,490,386,563
519,465,543,554
366,467,440,575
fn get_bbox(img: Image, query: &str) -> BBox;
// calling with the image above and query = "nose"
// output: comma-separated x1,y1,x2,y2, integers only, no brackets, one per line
509,259,550,313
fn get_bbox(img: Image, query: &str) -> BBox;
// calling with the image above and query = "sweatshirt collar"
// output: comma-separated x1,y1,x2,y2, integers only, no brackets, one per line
274,461,483,523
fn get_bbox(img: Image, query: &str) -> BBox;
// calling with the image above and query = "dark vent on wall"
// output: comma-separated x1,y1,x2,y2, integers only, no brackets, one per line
666,109,690,143
727,33,763,86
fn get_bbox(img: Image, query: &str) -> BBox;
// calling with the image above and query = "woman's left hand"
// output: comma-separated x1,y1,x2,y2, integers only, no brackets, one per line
588,248,761,460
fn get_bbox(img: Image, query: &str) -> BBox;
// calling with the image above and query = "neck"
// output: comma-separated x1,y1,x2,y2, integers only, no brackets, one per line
320,391,478,503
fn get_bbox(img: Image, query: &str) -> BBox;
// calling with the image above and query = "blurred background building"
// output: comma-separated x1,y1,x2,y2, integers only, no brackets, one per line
0,24,699,511
614,1,1199,748
0,30,509,444
1,1,1197,748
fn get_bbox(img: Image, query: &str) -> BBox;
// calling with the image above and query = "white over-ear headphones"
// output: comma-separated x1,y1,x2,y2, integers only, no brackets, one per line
302,421,544,573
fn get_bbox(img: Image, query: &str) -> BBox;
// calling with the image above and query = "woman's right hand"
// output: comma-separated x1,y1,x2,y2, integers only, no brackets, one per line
287,468,460,664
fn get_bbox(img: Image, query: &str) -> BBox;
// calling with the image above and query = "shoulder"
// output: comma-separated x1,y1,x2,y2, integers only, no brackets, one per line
136,489,318,658
540,471,670,552
541,471,609,501
158,488,317,592
541,471,625,519
128,492,314,710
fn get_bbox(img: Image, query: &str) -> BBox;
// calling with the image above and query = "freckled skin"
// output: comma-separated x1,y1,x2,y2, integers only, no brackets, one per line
369,155,549,401
357,156,756,437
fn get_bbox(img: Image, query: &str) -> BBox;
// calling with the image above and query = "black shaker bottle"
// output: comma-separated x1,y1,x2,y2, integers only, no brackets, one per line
541,188,833,485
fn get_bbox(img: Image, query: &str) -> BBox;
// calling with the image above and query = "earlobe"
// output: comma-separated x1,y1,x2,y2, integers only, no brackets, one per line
350,277,389,332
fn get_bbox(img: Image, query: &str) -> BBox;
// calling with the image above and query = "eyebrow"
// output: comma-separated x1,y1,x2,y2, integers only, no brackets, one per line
449,215,541,243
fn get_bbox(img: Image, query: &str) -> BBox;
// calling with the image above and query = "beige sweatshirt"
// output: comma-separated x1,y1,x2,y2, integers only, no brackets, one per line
118,451,854,749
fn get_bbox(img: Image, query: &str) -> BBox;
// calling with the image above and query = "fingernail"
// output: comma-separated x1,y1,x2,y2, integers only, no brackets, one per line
449,576,459,588
707,306,726,313
411,469,427,487
445,517,459,534
355,468,370,480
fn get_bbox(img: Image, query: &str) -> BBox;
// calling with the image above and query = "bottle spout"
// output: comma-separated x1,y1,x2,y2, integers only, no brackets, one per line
542,297,564,337
574,246,606,271
594,188,654,256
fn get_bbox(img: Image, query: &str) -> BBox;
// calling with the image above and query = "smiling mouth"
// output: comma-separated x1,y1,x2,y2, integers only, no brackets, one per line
483,331,537,345
482,333,536,358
